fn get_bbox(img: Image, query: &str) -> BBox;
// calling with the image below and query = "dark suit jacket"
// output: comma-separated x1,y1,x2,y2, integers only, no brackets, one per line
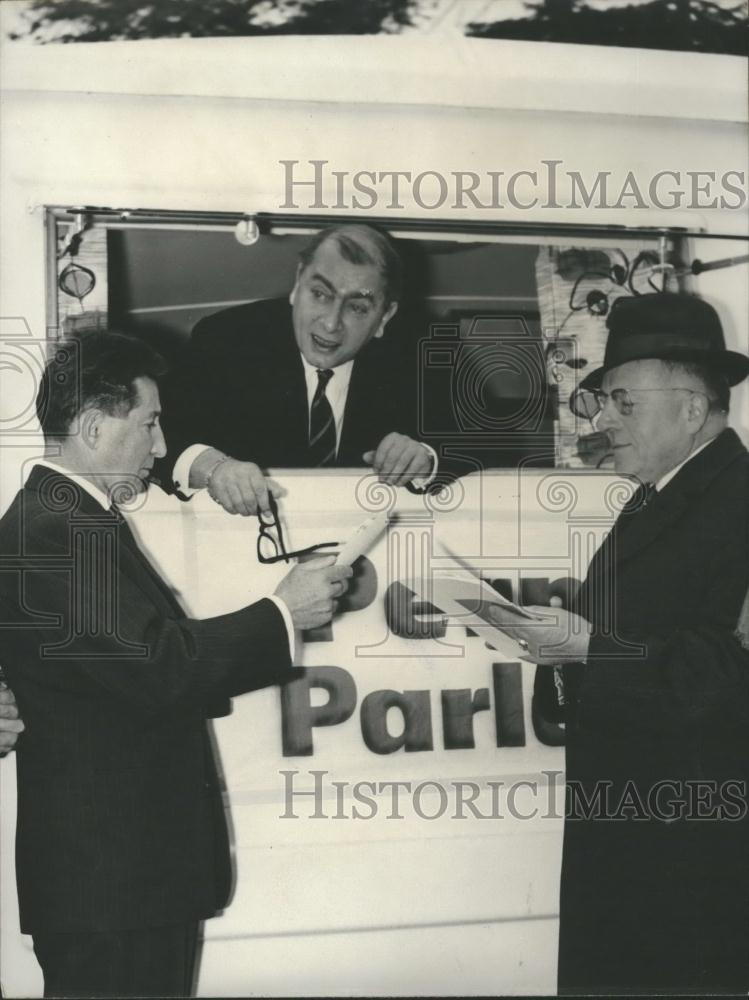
157,298,426,488
0,465,292,934
559,429,749,994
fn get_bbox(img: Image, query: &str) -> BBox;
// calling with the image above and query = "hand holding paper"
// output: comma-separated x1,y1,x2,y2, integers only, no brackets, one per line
275,557,353,631
426,574,542,659
488,604,592,664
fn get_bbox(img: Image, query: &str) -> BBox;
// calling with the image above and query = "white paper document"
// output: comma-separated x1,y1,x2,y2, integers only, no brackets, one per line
428,572,544,659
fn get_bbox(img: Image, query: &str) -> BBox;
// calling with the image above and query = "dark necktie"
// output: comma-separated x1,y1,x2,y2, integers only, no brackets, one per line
308,368,337,467
622,481,656,516
110,505,138,547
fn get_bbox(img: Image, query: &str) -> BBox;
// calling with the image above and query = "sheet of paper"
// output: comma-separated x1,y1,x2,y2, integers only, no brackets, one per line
335,512,389,566
427,573,544,658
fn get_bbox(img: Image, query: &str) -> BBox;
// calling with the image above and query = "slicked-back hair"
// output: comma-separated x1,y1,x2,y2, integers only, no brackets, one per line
298,224,403,303
662,359,731,414
36,331,168,441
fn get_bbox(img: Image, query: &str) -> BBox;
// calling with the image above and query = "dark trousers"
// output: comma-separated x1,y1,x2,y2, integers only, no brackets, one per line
32,922,199,998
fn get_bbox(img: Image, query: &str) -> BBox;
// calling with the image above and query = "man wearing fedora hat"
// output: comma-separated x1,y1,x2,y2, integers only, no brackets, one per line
494,292,749,994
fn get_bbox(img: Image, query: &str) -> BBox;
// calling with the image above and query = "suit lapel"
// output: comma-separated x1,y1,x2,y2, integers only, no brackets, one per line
113,513,184,616
269,314,309,462
576,430,746,618
608,485,687,565
338,356,368,464
26,466,181,618
338,339,390,464
610,429,744,568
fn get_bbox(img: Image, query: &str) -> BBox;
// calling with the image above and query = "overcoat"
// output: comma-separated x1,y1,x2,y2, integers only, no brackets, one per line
559,428,749,994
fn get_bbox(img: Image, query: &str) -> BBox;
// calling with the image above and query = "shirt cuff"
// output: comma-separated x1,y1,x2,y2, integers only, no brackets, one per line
410,443,439,489
269,595,296,663
173,444,212,497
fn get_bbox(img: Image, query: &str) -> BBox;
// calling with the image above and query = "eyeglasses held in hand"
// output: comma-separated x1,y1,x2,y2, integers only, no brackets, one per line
256,493,339,564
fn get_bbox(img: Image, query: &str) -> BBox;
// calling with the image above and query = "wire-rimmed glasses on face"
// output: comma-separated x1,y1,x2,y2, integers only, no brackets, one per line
256,493,339,564
570,386,701,420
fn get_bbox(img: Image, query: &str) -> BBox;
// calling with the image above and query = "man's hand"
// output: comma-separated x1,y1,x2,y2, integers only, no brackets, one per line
206,458,282,518
0,682,24,754
274,556,353,631
488,605,592,664
363,433,433,487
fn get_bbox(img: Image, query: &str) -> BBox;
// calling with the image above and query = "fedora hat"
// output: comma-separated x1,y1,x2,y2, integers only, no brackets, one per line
579,292,749,390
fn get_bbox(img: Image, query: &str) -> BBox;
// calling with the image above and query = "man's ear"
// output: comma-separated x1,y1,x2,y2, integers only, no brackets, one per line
686,390,711,429
374,301,398,340
80,408,104,450
289,264,304,306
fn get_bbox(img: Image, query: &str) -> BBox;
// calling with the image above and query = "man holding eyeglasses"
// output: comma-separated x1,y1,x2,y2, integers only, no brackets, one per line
157,224,440,518
492,292,749,994
0,332,352,998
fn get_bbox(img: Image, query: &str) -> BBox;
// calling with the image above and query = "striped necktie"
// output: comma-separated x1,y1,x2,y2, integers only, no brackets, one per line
308,368,336,467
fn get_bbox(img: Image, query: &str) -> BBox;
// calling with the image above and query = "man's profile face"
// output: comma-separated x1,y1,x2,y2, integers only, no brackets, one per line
597,359,698,484
290,238,397,369
96,376,166,492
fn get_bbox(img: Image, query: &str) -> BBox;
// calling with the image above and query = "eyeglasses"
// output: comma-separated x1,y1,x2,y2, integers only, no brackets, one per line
570,386,701,420
257,493,339,564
